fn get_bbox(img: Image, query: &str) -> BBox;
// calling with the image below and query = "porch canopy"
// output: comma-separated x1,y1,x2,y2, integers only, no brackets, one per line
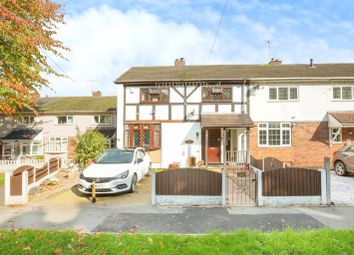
3,128,42,140
201,113,254,128
95,127,116,138
328,111,354,128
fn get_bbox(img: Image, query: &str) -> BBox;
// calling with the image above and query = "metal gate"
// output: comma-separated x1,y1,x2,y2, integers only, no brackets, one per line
226,151,257,206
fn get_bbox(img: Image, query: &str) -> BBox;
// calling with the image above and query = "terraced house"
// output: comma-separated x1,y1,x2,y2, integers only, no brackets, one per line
115,58,354,169
0,92,117,160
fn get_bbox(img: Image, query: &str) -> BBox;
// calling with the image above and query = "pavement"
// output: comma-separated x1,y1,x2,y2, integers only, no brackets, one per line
331,172,354,205
1,171,354,233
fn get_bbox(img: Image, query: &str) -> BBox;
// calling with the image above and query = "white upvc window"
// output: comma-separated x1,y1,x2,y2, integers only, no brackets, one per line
31,141,43,155
332,86,354,100
94,115,112,124
17,116,35,125
45,137,68,152
21,143,31,156
56,116,73,125
258,122,292,147
268,86,298,101
330,128,342,144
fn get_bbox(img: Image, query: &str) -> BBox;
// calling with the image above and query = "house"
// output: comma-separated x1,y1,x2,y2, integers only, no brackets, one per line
0,92,117,160
114,58,354,169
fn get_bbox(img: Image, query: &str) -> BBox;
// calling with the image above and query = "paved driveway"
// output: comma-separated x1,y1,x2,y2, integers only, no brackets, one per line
331,171,354,205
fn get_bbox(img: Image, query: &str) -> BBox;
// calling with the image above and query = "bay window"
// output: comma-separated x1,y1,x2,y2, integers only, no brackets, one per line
45,137,68,152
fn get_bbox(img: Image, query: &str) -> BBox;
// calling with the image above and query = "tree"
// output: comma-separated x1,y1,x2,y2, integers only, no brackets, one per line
73,129,109,169
0,0,68,115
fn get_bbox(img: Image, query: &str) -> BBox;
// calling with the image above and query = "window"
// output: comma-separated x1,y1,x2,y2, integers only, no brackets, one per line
17,116,35,125
258,122,291,146
268,87,298,101
140,88,169,103
21,143,31,156
57,116,73,125
202,87,232,101
45,137,68,152
330,128,342,143
94,115,112,124
333,86,354,100
31,141,42,155
124,124,161,149
2,143,13,157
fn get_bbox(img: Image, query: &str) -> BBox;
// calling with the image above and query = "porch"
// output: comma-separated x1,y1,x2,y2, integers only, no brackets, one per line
328,112,354,146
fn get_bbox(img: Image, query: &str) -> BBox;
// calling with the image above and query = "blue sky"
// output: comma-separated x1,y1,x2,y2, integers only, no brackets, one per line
42,0,354,96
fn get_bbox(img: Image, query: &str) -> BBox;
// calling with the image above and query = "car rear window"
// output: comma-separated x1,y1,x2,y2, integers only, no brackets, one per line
95,150,134,164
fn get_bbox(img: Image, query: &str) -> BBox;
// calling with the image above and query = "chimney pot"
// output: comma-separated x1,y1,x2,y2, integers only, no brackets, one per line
268,58,282,65
174,57,186,66
92,90,102,97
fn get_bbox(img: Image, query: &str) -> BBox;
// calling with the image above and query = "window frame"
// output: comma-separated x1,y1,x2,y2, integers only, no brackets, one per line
201,86,233,102
125,124,161,150
268,86,299,102
140,87,170,104
258,122,292,147
330,128,342,144
56,116,73,125
17,116,35,125
332,86,354,101
94,115,113,125
44,137,68,153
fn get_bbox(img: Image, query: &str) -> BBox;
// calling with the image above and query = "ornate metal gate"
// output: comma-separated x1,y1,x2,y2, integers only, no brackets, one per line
226,151,257,206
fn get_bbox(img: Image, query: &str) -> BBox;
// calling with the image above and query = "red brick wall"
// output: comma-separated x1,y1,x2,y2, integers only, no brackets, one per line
250,122,354,169
68,137,77,160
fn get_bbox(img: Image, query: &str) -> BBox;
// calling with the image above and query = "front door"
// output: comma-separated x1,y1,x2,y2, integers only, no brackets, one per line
207,129,221,163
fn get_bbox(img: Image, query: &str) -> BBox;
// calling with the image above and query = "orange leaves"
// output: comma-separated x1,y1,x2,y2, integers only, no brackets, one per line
0,0,68,115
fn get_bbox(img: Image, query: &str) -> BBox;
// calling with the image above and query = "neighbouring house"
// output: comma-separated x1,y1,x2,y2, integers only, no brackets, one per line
0,92,117,160
114,58,354,169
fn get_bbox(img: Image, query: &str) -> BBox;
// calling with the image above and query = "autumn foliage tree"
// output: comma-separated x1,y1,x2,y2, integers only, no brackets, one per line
0,0,68,115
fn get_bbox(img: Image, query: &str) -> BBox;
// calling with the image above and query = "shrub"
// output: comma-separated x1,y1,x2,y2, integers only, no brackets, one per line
73,129,109,169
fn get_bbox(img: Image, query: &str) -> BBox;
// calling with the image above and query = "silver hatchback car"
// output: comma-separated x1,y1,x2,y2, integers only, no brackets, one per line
333,143,354,176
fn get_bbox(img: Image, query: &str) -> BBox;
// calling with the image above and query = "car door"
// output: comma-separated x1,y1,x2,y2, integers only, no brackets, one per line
346,145,354,170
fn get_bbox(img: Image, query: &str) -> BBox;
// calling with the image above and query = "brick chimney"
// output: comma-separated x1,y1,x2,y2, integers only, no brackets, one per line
92,90,102,97
174,57,186,66
268,58,282,65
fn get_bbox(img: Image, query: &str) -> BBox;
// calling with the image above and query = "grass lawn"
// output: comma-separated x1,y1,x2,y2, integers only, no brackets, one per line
0,229,354,254
0,173,4,186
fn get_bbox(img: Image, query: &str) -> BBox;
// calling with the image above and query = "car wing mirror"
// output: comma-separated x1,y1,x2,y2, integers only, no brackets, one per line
136,158,144,164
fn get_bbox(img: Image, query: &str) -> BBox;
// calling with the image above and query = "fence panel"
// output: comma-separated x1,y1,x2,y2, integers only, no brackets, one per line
35,163,48,181
262,167,321,196
156,168,222,196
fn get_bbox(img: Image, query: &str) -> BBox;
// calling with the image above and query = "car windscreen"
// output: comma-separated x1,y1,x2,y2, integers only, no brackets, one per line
95,150,134,164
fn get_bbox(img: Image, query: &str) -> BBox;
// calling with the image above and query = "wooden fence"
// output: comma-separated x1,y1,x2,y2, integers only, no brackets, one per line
5,158,62,204
155,168,222,196
262,167,321,196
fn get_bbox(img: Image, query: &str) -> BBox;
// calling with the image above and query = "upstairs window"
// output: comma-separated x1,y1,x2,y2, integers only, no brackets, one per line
269,87,298,101
202,87,232,102
94,115,112,124
57,116,73,125
333,86,354,100
140,88,169,103
17,116,35,125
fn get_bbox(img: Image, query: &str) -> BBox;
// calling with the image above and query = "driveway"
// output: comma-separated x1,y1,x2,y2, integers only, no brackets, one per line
331,171,354,205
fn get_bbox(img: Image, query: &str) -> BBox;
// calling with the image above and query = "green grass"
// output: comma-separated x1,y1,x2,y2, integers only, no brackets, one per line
0,173,4,186
0,229,354,254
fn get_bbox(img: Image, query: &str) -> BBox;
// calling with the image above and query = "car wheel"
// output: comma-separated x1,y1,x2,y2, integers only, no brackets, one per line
129,173,138,193
146,163,152,177
335,161,347,176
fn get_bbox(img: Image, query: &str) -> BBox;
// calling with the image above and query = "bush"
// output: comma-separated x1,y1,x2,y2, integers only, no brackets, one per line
73,129,109,169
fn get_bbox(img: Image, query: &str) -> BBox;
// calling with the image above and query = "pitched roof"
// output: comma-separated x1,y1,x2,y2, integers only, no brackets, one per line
328,112,354,128
35,96,117,114
115,63,354,84
4,128,42,140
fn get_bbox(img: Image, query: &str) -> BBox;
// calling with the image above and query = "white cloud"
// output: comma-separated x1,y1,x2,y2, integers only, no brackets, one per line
42,4,354,96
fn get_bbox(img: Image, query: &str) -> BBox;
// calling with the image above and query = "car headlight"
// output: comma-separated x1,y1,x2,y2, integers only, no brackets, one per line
114,170,129,179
